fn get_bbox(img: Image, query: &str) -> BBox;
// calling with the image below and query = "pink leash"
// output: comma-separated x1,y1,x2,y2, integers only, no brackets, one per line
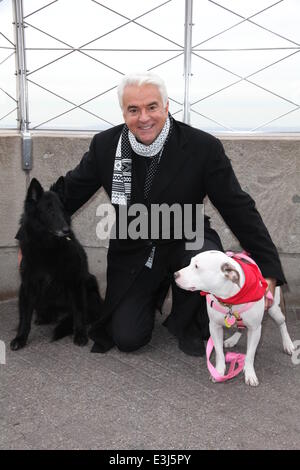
206,337,245,382
206,251,274,383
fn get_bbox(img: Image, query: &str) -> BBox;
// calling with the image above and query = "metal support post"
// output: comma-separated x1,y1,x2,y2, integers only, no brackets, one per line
183,0,193,125
13,0,32,170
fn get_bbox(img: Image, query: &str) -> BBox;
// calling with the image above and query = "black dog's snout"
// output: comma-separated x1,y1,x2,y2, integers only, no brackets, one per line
55,226,71,238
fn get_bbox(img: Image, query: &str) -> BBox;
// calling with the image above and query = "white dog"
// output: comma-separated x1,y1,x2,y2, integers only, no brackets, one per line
174,250,295,386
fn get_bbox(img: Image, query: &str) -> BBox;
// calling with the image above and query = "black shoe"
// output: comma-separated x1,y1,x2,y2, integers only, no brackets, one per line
90,338,114,353
178,336,206,357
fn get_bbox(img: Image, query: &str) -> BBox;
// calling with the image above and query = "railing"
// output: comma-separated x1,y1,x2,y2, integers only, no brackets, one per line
1,0,299,140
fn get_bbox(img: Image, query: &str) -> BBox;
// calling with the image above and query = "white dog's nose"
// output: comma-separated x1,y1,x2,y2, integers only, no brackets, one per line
174,271,179,279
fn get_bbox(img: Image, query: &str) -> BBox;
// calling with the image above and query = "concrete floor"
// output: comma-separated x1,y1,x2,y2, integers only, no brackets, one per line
0,298,299,450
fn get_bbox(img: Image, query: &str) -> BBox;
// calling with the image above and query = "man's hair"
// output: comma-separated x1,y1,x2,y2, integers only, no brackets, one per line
117,72,168,110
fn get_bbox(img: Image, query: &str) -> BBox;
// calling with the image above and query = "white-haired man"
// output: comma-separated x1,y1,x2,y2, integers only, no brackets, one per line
55,72,285,356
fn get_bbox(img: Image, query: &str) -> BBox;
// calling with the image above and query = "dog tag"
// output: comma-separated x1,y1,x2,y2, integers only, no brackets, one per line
224,314,236,328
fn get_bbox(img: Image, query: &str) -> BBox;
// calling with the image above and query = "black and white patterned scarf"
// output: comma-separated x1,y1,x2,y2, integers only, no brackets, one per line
111,114,172,205
111,114,173,267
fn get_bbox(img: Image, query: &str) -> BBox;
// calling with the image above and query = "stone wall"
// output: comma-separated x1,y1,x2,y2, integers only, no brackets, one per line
0,132,299,305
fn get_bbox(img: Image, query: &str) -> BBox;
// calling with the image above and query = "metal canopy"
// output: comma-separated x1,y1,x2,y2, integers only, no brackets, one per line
0,0,299,141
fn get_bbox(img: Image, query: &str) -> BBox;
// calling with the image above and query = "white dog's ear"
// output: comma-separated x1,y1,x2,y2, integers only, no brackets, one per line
221,262,240,287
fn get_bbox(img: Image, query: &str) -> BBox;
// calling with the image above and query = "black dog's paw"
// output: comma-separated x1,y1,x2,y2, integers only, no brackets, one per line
10,337,27,351
35,317,51,325
73,331,88,346
52,316,73,341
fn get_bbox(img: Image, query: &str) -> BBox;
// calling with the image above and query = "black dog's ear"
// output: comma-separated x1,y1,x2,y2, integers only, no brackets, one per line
50,176,65,203
26,178,44,202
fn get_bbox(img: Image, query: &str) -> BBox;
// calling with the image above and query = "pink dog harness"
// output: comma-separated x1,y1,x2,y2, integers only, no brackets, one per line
205,251,272,382
206,294,250,329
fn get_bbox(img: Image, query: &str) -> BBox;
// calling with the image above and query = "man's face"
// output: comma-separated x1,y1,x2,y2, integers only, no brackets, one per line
122,84,169,145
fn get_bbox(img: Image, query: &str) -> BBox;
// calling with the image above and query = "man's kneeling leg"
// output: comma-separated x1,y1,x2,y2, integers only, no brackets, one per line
111,266,165,353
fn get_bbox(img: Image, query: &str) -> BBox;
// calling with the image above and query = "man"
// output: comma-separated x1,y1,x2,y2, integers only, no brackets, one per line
54,72,285,356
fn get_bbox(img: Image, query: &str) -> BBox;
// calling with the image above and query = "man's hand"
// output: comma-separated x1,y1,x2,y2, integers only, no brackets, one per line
264,277,276,310
18,248,22,269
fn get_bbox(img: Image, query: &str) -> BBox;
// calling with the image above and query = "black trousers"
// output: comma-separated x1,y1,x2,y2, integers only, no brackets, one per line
110,238,223,352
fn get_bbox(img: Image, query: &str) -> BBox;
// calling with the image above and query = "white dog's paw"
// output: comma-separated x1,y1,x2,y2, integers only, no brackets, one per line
224,332,241,348
209,362,226,383
244,368,259,387
283,338,296,356
224,338,236,348
216,362,226,377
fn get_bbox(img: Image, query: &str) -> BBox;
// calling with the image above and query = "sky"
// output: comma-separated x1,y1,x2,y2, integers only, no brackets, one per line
0,0,300,132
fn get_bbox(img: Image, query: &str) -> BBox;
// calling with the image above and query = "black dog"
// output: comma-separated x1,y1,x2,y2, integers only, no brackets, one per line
10,177,103,350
